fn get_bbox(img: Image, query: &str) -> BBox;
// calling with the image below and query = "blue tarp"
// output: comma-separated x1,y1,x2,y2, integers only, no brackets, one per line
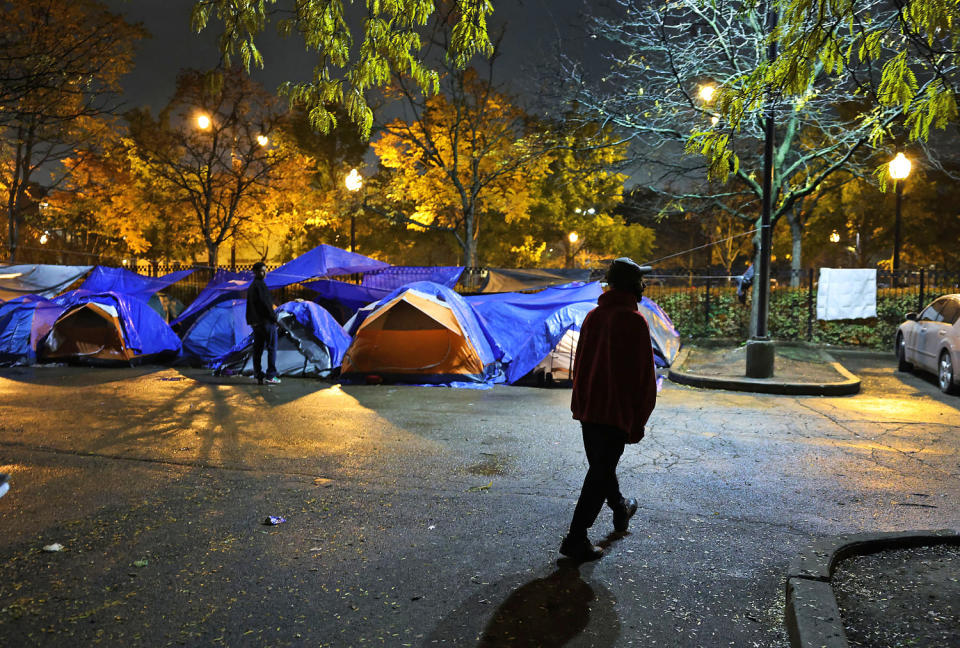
79,266,194,302
304,279,391,315
0,295,66,365
170,269,251,330
361,266,463,291
467,284,682,380
51,290,181,358
180,298,251,365
266,244,390,289
171,245,389,330
344,281,501,387
638,296,681,367
467,282,603,383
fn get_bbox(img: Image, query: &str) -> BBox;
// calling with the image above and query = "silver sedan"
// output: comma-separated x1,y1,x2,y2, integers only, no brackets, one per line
896,294,960,394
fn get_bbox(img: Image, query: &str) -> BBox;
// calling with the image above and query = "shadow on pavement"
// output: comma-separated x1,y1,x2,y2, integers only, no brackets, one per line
428,534,624,647
0,364,165,386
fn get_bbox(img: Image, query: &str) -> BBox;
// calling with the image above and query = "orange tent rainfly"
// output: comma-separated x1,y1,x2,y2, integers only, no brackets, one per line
341,282,499,385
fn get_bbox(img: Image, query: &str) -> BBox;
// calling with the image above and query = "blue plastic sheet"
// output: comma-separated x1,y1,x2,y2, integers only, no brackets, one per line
266,244,390,289
304,279,391,314
170,269,251,330
79,266,194,301
467,282,603,383
0,295,66,365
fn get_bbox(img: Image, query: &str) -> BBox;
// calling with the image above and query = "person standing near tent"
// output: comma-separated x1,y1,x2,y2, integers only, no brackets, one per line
561,257,658,561
246,262,280,385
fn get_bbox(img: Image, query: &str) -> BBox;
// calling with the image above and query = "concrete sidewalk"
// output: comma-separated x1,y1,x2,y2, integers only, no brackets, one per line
667,342,960,648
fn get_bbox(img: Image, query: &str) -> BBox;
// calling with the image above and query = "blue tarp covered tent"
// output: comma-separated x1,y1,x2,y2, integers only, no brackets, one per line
467,282,603,384
342,281,501,386
213,300,352,378
79,266,194,301
180,298,250,365
42,290,181,363
170,269,251,331
360,266,464,291
468,284,682,382
0,295,66,365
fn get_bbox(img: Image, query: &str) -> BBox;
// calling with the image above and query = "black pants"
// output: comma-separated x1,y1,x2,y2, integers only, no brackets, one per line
569,422,627,538
252,323,278,380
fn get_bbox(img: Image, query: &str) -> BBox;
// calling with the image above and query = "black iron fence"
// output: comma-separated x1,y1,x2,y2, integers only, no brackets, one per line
642,267,960,349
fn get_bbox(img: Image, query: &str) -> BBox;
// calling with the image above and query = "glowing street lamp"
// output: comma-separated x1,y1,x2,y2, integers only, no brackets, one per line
256,134,269,147
344,169,363,252
889,152,912,271
567,231,579,245
829,230,840,243
196,113,211,130
698,84,717,103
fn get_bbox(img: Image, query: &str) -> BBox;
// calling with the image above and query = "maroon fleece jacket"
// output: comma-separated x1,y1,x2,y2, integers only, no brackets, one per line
570,288,658,443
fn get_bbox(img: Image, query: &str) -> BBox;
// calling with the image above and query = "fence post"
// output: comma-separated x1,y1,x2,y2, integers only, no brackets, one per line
918,268,925,312
703,276,711,328
807,267,814,341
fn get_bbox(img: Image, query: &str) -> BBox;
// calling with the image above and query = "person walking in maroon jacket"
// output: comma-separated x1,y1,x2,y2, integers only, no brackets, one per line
561,257,658,561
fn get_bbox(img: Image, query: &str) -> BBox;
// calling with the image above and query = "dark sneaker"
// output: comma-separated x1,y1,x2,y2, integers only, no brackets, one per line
559,535,603,561
613,497,638,532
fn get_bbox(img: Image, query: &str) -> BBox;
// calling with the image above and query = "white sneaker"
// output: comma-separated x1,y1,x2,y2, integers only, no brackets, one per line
0,474,9,499
264,376,282,385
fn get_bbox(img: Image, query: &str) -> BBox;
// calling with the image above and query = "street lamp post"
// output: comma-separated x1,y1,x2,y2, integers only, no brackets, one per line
567,231,579,268
344,168,363,253
889,152,912,273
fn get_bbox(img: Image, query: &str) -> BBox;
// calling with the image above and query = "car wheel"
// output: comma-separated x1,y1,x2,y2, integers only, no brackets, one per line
896,333,912,372
938,350,957,394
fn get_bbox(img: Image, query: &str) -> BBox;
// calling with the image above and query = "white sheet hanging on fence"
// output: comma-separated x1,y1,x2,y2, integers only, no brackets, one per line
816,268,877,320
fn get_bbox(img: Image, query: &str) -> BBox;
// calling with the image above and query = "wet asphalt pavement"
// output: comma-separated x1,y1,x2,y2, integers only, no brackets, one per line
0,352,957,647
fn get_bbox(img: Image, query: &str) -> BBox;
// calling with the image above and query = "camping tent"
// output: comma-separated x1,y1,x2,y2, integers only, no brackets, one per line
171,269,252,332
179,298,250,365
342,281,500,385
213,300,351,378
0,295,66,365
468,285,682,384
303,279,392,323
41,291,181,364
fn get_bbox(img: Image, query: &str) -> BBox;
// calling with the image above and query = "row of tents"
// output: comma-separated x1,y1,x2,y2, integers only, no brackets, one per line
0,245,681,387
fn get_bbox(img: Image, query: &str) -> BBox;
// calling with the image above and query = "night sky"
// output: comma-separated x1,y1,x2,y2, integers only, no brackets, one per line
102,0,592,116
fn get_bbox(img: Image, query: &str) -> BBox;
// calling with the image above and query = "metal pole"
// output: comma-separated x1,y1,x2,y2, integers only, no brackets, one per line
745,2,777,378
918,267,925,312
704,276,712,326
893,179,903,272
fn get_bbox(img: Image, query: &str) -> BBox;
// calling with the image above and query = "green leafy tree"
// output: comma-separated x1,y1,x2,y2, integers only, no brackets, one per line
190,0,493,138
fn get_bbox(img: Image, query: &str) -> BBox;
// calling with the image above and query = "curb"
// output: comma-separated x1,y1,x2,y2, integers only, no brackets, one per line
667,346,861,396
784,529,960,648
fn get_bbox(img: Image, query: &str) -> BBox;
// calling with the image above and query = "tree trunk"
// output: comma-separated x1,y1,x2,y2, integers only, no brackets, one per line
462,207,476,268
206,242,219,268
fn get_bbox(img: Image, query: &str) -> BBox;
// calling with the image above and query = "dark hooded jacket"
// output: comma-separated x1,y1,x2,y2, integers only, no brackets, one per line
570,288,658,443
245,276,277,326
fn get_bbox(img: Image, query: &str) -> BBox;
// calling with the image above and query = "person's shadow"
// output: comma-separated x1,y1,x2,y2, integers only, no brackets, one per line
474,534,623,647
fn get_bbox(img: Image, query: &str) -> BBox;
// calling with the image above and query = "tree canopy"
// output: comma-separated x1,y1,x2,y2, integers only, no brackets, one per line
191,0,494,139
